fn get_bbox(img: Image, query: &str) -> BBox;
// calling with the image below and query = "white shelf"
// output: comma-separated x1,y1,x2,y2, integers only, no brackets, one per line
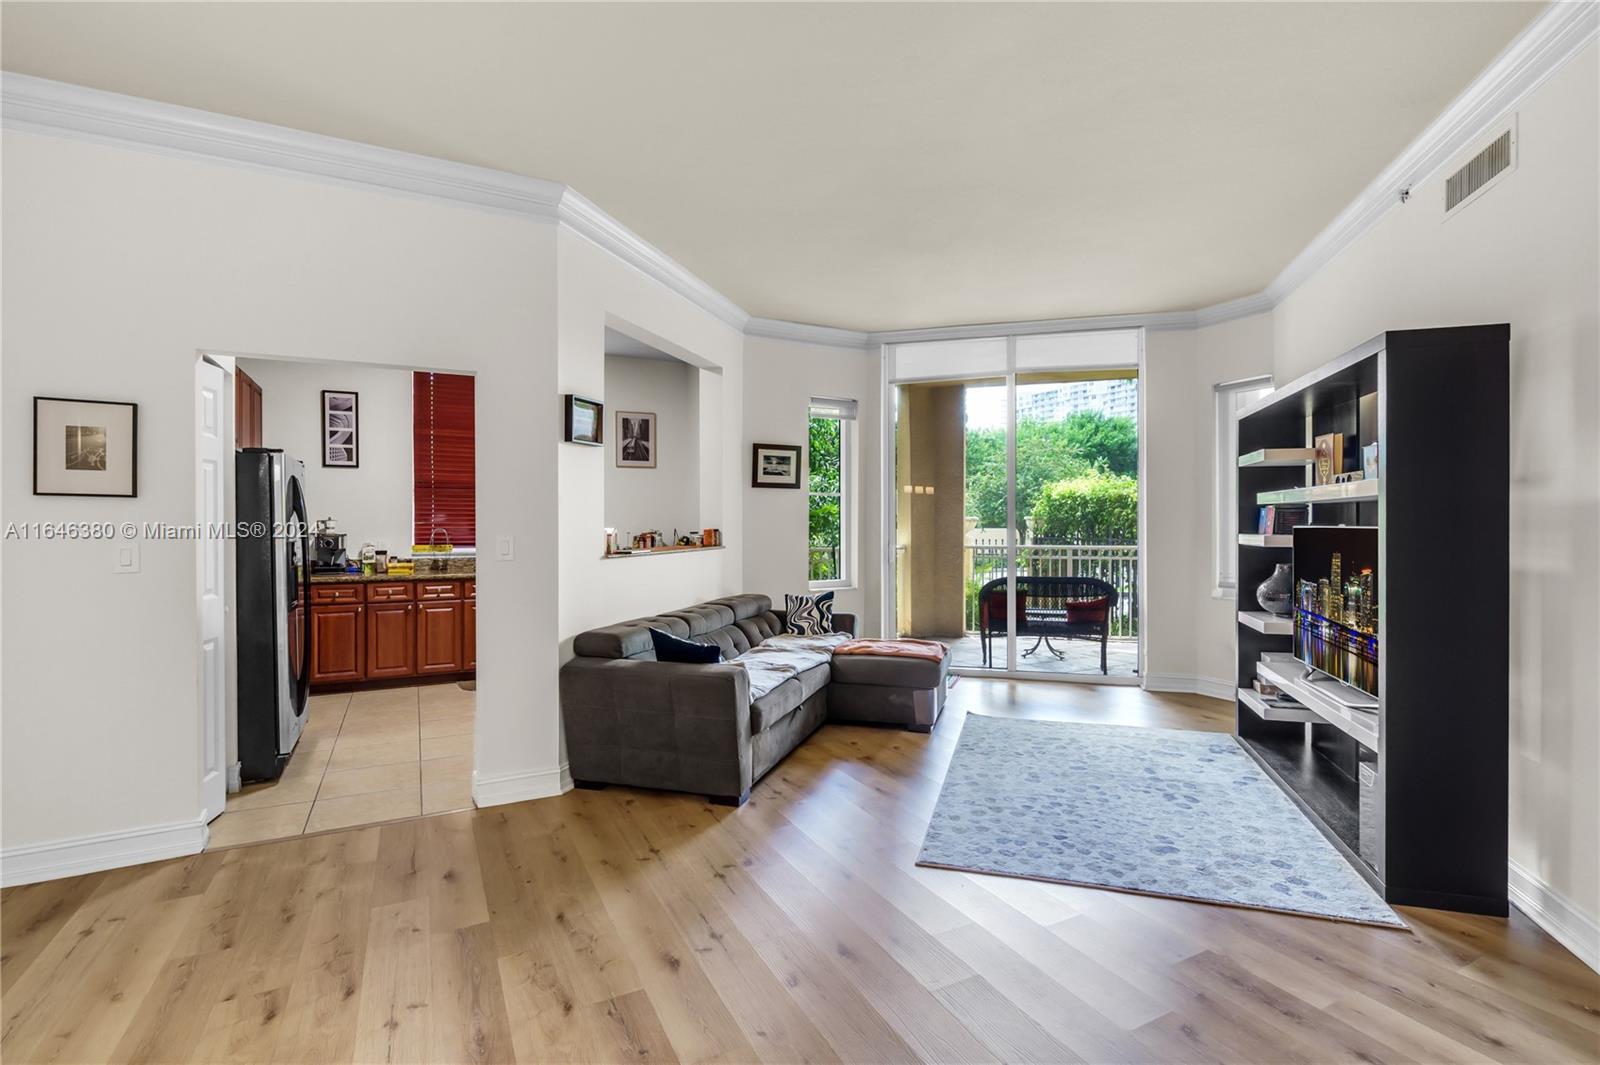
1238,686,1320,724
1238,448,1318,467
1238,534,1293,548
1257,480,1379,506
1238,610,1293,635
1256,653,1380,751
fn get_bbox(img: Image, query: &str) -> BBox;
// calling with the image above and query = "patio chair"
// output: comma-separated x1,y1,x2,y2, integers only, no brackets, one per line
976,575,1118,674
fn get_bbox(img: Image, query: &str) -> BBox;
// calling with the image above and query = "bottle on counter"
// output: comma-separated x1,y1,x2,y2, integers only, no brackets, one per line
360,542,376,575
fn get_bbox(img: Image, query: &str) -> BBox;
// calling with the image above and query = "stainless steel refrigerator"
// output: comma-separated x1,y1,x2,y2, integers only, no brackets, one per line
236,448,311,781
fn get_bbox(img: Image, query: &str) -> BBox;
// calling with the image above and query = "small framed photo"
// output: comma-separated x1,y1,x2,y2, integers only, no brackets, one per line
752,442,802,488
564,394,603,446
34,396,138,497
321,390,359,467
616,411,656,468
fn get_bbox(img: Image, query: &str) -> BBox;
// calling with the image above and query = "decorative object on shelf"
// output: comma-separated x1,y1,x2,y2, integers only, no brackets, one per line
1362,442,1379,480
1258,503,1310,535
33,396,138,497
702,527,722,547
1332,470,1365,484
320,389,360,467
752,443,802,488
1256,562,1294,617
563,394,603,446
1313,432,1344,485
616,410,656,468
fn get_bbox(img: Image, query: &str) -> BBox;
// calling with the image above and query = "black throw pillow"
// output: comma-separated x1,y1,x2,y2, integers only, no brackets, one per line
649,627,722,664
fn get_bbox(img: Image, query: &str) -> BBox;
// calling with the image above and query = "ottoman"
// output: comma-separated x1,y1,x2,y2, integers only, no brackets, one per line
827,646,950,733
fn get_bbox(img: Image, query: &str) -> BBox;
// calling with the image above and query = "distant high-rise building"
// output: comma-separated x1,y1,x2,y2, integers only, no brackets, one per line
1015,377,1138,422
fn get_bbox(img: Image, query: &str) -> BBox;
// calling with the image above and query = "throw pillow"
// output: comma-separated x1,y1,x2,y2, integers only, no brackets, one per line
649,628,722,664
784,591,835,636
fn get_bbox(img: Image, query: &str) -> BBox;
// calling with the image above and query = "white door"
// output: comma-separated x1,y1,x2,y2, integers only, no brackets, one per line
196,358,228,821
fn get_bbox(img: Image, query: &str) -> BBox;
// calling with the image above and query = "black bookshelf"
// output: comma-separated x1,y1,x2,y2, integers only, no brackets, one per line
1233,326,1509,916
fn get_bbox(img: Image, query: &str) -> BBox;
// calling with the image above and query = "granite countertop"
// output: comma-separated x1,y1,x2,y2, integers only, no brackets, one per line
311,561,475,584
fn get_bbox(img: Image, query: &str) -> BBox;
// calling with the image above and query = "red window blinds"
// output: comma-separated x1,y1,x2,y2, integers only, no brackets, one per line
412,372,476,549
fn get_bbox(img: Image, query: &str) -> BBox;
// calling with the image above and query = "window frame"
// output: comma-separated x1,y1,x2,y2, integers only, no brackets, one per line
807,400,853,591
1213,375,1273,596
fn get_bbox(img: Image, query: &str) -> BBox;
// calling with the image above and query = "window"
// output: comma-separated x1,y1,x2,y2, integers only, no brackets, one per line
1214,375,1273,593
808,397,855,587
413,372,476,550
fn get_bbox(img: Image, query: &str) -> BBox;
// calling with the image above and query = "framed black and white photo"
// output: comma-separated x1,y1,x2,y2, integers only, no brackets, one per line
616,411,656,468
321,390,359,467
751,442,802,488
33,396,138,497
563,394,603,446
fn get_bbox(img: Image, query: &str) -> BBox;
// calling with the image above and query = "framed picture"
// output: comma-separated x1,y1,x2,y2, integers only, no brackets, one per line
751,442,802,488
564,394,603,446
616,411,656,468
321,390,359,467
33,396,138,497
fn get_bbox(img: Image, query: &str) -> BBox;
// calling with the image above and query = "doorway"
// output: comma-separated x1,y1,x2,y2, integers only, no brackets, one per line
197,352,480,849
889,331,1143,682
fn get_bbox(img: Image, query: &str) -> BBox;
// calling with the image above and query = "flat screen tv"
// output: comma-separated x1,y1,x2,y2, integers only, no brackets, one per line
1293,525,1379,700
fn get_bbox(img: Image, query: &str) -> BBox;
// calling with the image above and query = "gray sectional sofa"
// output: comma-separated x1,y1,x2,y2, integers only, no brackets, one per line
559,593,947,805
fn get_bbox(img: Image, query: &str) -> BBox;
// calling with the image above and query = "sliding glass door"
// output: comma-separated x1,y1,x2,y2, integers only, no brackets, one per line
889,331,1142,682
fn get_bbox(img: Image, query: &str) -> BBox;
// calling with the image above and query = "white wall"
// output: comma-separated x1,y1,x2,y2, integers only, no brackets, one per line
236,357,415,553
603,354,701,539
1270,44,1599,947
742,335,882,633
1,127,561,875
556,227,746,647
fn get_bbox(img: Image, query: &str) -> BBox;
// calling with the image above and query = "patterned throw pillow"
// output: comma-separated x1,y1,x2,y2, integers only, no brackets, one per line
784,591,835,636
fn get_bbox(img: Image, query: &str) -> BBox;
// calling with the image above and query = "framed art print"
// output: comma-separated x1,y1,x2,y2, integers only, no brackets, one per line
322,389,360,467
564,394,603,446
33,396,138,497
616,410,657,468
751,442,802,488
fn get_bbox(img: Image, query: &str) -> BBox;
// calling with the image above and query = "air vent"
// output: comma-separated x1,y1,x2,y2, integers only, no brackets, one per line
1445,123,1515,216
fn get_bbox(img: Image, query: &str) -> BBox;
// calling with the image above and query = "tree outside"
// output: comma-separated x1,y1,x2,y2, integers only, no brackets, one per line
965,410,1137,539
808,416,842,581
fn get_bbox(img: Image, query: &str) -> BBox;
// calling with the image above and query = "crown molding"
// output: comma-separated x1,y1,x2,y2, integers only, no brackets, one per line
558,188,750,331
1260,0,1597,307
0,72,568,220
745,317,872,349
5,2,1593,348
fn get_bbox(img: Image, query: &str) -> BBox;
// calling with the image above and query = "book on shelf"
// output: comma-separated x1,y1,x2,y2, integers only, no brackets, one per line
1257,504,1310,535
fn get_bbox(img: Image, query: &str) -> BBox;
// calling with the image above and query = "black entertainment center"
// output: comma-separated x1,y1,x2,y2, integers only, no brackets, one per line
1233,325,1509,916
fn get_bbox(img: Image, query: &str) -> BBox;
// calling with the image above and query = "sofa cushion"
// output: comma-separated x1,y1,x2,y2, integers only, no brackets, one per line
574,614,692,659
734,610,785,647
784,591,835,635
750,661,830,732
649,628,722,664
828,651,947,690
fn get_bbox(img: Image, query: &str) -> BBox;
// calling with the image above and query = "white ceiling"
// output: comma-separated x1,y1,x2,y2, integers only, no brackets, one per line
0,2,1539,332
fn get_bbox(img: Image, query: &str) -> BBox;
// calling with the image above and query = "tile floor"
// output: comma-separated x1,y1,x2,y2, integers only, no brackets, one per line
207,680,474,848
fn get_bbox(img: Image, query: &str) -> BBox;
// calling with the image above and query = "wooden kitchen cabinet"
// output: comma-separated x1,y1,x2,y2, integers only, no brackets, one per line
310,577,474,688
235,367,263,449
310,603,364,683
365,601,417,678
416,600,463,674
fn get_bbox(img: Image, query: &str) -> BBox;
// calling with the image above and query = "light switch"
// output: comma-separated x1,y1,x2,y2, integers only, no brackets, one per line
114,543,140,573
496,535,514,561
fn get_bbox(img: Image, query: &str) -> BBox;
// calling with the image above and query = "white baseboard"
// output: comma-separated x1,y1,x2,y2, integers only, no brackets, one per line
0,816,209,888
1143,673,1236,702
1509,860,1599,974
471,762,572,809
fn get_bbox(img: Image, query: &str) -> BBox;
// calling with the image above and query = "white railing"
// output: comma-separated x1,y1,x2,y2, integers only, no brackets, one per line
966,543,1139,637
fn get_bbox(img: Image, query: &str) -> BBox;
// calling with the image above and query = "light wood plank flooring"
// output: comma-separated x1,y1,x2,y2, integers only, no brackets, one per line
209,681,475,848
2,679,1594,1064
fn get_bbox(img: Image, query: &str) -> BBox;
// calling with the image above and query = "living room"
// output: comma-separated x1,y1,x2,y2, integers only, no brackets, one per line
1,3,1595,1063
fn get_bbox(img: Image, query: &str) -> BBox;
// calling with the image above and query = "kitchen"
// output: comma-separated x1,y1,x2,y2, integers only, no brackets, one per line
216,356,478,847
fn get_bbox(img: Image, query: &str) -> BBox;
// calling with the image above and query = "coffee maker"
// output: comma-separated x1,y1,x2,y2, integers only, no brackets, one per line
311,518,348,573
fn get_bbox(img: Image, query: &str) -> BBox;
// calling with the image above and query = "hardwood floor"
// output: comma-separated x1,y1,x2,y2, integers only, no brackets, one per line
2,680,1594,1064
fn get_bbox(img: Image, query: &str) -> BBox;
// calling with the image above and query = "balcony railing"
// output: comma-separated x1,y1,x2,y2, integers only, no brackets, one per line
809,545,842,583
966,543,1139,637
